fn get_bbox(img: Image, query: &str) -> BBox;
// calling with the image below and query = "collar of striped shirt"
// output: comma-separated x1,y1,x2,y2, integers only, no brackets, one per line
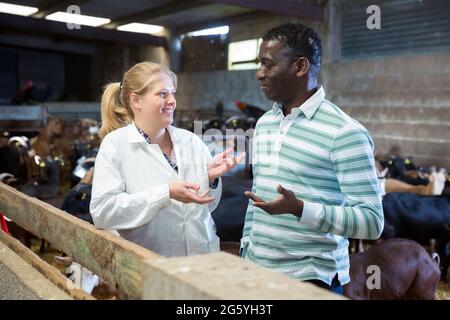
272,85,325,120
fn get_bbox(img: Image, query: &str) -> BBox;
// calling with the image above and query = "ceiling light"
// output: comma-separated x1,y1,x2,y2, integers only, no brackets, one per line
187,26,229,37
0,2,38,16
117,23,164,35
45,11,110,27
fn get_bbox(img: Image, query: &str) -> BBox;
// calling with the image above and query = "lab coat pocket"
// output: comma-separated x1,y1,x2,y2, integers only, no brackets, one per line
187,171,210,196
208,235,220,253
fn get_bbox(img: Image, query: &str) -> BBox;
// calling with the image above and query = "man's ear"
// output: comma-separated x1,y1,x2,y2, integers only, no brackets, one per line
295,57,310,77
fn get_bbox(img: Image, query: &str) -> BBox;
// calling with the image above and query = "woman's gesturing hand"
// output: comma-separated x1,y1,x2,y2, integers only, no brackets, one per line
208,148,246,182
169,181,215,204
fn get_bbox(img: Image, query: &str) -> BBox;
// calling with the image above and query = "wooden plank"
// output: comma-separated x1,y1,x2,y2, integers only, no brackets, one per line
0,121,43,132
0,182,161,299
0,239,73,300
0,230,94,300
142,252,345,299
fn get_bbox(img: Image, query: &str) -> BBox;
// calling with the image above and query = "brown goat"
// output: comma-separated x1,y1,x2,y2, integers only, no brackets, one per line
344,238,441,300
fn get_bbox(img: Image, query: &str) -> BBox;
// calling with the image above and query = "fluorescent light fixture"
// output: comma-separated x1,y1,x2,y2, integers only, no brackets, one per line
0,2,38,16
45,11,110,27
187,26,229,37
117,23,164,35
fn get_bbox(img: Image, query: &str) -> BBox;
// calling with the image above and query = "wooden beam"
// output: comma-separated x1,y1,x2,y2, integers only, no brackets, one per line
0,32,97,56
0,13,167,47
103,0,208,29
142,252,345,299
0,230,94,300
207,0,324,20
0,182,161,299
0,239,73,300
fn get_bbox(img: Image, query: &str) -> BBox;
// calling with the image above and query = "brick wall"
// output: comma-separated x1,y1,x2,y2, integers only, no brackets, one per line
180,35,228,72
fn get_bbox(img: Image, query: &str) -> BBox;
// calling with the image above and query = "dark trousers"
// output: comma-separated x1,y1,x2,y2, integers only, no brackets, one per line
305,274,344,295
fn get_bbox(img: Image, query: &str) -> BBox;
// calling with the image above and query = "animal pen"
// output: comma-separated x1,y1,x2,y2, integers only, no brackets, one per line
0,182,342,300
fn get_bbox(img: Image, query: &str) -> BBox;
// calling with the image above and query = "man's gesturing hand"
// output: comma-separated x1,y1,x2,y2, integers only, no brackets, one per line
244,184,303,217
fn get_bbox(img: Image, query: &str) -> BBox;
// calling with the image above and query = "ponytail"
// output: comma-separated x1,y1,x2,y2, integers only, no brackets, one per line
99,82,132,139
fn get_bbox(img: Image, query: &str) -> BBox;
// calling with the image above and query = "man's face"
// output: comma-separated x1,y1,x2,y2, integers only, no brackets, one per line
256,39,298,104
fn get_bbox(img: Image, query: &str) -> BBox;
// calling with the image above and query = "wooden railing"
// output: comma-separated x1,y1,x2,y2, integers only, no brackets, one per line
0,182,344,300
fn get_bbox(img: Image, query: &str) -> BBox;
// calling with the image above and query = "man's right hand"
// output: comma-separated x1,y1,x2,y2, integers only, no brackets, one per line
169,181,215,204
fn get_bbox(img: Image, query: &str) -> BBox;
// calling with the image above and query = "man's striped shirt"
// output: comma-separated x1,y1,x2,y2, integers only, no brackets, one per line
241,86,384,286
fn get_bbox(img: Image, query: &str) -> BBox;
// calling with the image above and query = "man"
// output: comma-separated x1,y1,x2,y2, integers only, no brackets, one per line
242,22,384,294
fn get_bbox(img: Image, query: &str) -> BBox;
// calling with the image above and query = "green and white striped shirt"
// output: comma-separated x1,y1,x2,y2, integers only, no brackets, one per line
241,86,384,286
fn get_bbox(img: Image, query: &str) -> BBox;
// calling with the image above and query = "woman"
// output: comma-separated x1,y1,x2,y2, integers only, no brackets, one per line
90,62,243,257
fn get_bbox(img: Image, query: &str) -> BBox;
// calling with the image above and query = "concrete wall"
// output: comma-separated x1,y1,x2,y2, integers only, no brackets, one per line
132,28,171,68
324,0,450,168
89,40,170,101
327,54,450,168
176,69,269,113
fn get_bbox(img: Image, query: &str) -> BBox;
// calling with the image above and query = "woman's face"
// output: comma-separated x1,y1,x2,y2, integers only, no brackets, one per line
132,73,176,128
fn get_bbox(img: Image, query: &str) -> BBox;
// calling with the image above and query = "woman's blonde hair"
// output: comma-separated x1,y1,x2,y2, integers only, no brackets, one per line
99,62,177,139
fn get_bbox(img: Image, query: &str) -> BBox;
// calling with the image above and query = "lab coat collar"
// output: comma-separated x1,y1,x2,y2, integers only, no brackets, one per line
127,123,146,144
126,122,186,145
166,125,184,144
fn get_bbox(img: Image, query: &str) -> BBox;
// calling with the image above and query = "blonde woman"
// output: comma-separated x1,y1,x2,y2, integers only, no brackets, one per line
90,62,243,257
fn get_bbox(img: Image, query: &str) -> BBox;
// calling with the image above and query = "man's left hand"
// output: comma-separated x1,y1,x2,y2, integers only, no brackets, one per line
244,184,303,217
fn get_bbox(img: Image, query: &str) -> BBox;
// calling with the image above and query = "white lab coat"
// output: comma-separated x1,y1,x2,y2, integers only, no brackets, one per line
90,123,222,257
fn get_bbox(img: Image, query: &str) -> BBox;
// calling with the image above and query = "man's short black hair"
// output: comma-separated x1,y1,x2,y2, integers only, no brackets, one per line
263,22,322,74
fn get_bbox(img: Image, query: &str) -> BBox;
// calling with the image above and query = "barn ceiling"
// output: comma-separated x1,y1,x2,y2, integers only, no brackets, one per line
6,0,324,31
0,0,324,49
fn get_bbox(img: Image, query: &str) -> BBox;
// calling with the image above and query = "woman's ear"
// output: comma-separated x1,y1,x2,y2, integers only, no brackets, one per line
295,57,310,77
129,93,141,111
